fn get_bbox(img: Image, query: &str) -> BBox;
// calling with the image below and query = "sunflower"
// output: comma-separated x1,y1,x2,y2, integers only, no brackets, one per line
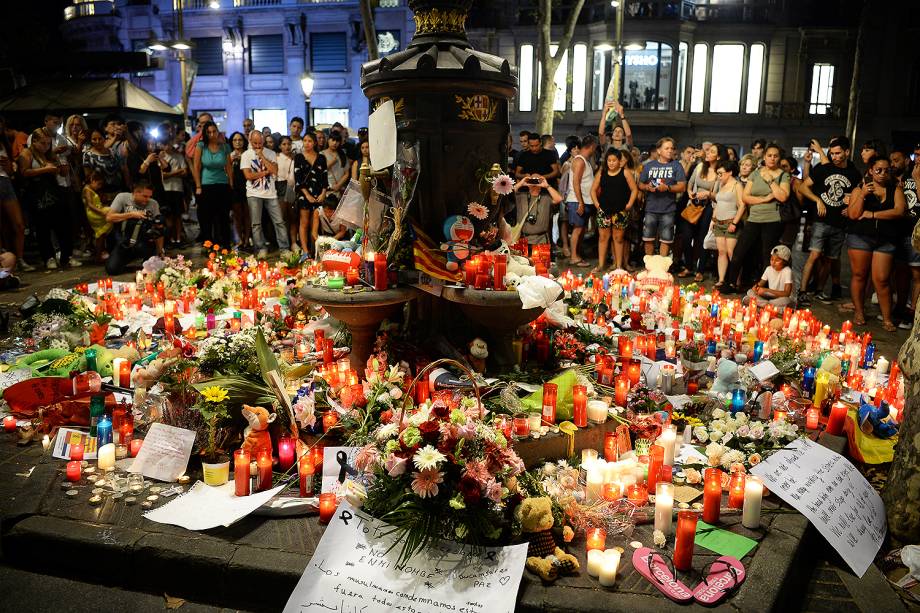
200,386,229,404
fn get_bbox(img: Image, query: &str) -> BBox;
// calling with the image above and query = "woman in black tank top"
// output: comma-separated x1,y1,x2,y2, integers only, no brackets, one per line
591,148,637,273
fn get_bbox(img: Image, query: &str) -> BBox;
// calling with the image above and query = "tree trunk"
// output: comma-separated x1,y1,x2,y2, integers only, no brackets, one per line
882,372,920,541
360,0,379,62
533,0,586,135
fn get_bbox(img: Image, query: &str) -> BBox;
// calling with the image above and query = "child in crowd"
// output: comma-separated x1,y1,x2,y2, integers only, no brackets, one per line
82,171,112,262
746,244,794,306
312,193,348,247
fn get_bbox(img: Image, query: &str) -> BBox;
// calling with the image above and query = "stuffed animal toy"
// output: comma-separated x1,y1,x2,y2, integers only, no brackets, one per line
12,345,139,378
637,255,673,289
858,399,898,438
467,338,488,373
525,547,580,582
515,496,557,557
241,404,276,455
506,254,536,278
440,215,474,271
504,272,523,290
711,359,740,393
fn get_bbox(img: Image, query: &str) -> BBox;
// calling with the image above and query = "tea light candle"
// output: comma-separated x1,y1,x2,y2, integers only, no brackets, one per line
318,492,337,524
742,476,764,529
654,482,675,535
626,483,648,506
703,468,722,524
98,443,116,470
586,549,605,577
673,511,699,571
826,401,848,436
3,415,16,432
587,400,608,424
278,437,295,471
599,549,621,587
772,408,788,423
66,460,81,482
581,448,599,465
586,527,607,551
603,481,622,501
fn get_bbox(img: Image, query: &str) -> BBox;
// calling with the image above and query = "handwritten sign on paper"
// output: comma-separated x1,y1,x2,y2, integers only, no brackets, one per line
283,502,528,613
321,446,360,495
749,359,780,382
129,423,196,482
751,438,886,577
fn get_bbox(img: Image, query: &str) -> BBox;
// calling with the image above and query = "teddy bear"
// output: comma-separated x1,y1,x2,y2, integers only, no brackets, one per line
241,404,276,455
711,358,740,393
525,547,580,582
516,496,557,557
467,338,488,373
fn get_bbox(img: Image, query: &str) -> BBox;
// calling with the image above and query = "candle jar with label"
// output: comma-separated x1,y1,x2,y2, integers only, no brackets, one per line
299,456,316,497
541,383,558,427
572,385,588,428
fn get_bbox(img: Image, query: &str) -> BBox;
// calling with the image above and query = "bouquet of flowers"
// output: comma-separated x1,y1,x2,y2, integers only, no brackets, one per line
691,408,801,471
151,255,196,296
197,275,241,314
197,327,263,378
356,398,525,565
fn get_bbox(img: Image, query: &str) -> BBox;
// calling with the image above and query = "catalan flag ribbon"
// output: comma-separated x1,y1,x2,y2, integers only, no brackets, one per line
411,223,462,283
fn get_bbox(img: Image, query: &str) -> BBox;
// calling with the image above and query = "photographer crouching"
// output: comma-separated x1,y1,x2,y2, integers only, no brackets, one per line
105,181,165,275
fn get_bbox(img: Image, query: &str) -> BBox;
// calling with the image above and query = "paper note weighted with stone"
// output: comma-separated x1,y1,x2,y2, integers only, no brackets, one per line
751,438,886,577
283,501,528,613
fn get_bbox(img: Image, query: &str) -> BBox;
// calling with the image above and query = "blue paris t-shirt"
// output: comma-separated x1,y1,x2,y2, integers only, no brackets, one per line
640,160,686,214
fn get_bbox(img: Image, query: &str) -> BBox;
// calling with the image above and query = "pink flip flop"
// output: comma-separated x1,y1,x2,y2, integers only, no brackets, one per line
692,556,746,606
631,547,694,604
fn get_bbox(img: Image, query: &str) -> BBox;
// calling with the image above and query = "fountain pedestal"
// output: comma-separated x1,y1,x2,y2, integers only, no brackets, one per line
300,286,416,372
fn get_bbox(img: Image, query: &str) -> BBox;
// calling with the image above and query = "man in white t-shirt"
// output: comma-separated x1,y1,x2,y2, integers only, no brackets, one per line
289,117,305,155
746,244,794,307
241,130,289,258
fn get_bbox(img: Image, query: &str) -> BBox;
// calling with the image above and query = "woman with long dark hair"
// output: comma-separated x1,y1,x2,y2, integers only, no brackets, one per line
82,128,127,203
293,132,327,255
0,117,29,270
192,121,233,246
591,148,637,272
228,131,250,249
846,155,906,330
19,129,74,269
681,142,726,281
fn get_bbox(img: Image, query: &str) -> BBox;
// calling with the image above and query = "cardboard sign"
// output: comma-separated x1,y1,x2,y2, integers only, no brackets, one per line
283,501,528,613
751,438,886,577
368,99,396,171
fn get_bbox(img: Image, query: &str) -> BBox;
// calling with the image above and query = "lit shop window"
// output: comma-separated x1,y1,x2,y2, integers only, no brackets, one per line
547,44,568,111
709,44,744,113
312,108,350,127
676,42,688,112
809,64,835,115
621,42,672,111
690,43,707,113
251,109,288,135
591,46,613,111
519,44,534,112
746,43,765,114
572,44,587,112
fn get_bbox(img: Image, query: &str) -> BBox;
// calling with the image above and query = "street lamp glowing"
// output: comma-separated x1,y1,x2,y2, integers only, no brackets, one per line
624,42,645,51
148,41,168,51
209,0,220,7
595,43,614,51
171,40,192,51
300,72,315,98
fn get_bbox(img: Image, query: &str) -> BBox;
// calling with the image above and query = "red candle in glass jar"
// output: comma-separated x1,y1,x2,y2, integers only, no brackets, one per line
346,267,359,286
687,379,699,394
323,339,334,366
299,456,315,497
615,376,629,406
658,464,673,483
513,414,530,437
234,449,250,496
494,415,512,439
257,450,273,491
416,379,430,404
70,442,85,461
311,446,325,468
604,431,618,461
627,359,641,386
464,257,478,286
645,335,657,360
3,415,16,432
626,483,648,506
673,511,699,571
66,460,81,482
772,408,788,423
572,385,588,428
619,336,632,359
826,401,848,436
541,383,558,426
323,411,339,432
603,482,622,501
278,437,295,471
493,254,507,290
728,472,746,509
373,253,388,291
703,468,722,524
647,444,664,491
318,492,337,524
586,527,607,551
806,407,820,430
130,438,142,457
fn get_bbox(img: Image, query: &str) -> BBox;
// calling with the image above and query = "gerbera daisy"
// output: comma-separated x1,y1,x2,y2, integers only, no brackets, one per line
413,444,446,471
411,468,443,498
491,173,514,195
467,202,489,220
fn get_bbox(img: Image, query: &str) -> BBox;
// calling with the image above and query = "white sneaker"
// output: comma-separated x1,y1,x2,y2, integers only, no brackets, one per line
256,249,268,259
68,258,83,268
46,258,58,270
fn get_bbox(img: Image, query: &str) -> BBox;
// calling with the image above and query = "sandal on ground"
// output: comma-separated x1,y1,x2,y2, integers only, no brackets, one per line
677,268,692,278
561,247,571,258
714,281,724,289
694,273,704,282
693,556,746,606
570,259,591,268
854,315,866,325
590,266,605,274
839,302,856,312
632,547,695,604
882,321,897,332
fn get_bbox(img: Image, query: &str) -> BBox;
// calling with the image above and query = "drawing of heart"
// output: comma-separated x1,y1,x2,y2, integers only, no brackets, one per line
499,576,511,586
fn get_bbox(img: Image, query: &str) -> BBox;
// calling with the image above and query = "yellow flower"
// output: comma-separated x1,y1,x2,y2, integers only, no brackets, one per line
201,386,229,404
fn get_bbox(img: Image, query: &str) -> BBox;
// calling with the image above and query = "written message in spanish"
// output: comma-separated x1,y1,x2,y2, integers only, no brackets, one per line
283,502,527,613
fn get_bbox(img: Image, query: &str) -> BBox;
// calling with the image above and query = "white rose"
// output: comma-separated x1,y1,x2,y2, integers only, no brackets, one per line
735,424,750,438
748,424,765,440
693,426,709,443
712,408,726,419
735,412,749,425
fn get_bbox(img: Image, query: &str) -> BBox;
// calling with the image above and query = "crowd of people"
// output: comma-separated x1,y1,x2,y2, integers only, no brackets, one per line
0,111,360,282
510,101,920,332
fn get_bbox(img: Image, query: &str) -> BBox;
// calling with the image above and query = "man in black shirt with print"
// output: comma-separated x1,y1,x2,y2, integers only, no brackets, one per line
515,132,560,185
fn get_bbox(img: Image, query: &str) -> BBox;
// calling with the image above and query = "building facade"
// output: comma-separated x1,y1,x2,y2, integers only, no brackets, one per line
61,0,414,134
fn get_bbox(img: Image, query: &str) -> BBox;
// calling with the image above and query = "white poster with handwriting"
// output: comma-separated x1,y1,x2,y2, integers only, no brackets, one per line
129,423,196,482
283,502,528,613
751,438,886,577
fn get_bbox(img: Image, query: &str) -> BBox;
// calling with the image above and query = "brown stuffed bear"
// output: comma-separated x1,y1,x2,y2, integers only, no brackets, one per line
516,496,557,557
525,547,580,582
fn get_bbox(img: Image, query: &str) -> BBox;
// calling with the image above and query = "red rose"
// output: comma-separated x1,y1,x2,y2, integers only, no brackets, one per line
458,474,481,505
380,409,393,424
418,420,440,444
431,403,450,421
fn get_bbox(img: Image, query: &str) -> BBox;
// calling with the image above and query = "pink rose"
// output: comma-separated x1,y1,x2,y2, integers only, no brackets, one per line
384,454,408,477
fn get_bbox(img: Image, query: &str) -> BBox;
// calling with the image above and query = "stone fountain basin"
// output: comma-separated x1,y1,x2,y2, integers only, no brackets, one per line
440,287,543,330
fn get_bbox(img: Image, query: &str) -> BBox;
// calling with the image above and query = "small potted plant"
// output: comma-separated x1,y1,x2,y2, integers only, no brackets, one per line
197,385,232,486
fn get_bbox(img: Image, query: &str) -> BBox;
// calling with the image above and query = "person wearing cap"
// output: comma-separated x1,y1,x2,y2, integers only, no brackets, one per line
746,245,794,307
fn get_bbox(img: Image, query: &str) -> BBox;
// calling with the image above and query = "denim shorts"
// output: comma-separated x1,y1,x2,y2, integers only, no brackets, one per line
643,210,676,243
809,221,845,259
566,201,595,227
846,232,896,255
0,176,15,201
896,234,920,266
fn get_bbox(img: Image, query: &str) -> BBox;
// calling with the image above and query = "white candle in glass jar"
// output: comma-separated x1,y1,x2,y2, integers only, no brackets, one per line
98,443,116,471
876,356,890,375
655,482,674,534
587,400,609,424
599,549,621,587
111,358,126,386
742,476,763,529
586,549,605,577
581,448,599,465
658,426,677,466
527,413,542,432
586,465,605,503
